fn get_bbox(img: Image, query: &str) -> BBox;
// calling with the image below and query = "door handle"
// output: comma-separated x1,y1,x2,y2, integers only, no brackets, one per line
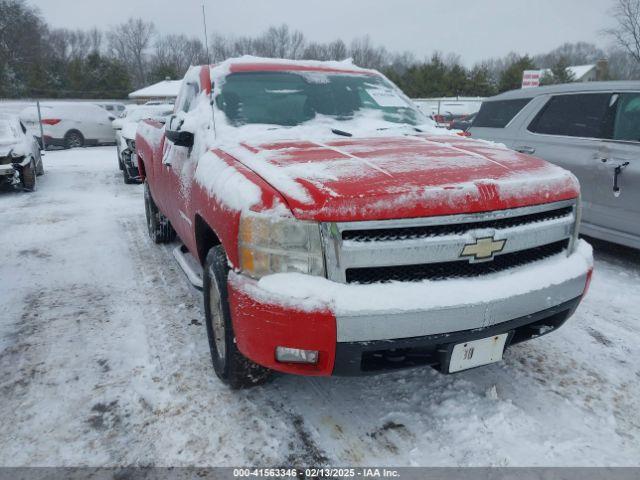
613,162,630,197
515,146,536,155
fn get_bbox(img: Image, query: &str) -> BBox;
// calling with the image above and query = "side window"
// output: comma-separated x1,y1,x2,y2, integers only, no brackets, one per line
175,82,199,114
473,99,532,128
528,93,612,139
612,93,640,142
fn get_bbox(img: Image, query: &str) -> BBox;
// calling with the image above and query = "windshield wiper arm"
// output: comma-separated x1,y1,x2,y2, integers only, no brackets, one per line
331,128,353,137
377,124,423,133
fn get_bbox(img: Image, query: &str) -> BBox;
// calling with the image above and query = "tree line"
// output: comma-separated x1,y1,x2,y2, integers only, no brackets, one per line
1,0,639,100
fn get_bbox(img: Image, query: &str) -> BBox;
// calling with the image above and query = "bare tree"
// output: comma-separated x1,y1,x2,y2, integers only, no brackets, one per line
152,34,206,79
606,0,640,64
349,36,389,69
608,46,640,78
327,39,348,60
534,42,605,68
107,18,155,87
254,24,306,59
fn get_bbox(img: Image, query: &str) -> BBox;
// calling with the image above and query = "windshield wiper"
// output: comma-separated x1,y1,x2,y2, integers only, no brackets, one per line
377,124,423,133
331,128,353,137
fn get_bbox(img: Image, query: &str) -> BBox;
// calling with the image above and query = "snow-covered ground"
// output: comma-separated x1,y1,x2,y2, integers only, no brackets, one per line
0,147,638,467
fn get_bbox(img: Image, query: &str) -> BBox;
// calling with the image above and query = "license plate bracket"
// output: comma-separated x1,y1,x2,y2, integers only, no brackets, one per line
443,332,510,373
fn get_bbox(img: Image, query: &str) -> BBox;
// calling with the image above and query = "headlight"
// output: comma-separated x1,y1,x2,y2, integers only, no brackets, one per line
238,212,325,279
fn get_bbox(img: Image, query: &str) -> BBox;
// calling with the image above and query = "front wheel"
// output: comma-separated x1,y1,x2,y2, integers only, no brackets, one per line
117,148,124,171
123,164,135,184
64,130,84,149
203,246,271,389
144,181,175,243
21,159,37,192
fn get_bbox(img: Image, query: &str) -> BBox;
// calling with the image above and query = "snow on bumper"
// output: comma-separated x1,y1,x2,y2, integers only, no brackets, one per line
228,240,593,375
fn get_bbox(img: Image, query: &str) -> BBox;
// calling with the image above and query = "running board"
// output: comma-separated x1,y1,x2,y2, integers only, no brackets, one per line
173,245,203,290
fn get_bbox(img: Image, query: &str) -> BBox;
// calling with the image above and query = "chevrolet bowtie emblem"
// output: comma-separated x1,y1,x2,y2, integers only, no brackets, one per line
460,236,506,262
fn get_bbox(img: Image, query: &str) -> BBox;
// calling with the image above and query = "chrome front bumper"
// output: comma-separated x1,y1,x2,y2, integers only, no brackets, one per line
336,269,589,342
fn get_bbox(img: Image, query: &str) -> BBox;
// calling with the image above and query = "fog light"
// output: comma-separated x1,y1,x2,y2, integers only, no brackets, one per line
276,347,319,364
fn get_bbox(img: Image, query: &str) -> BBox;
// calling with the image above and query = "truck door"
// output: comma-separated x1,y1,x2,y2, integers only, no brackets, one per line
160,78,202,245
592,92,640,248
516,92,614,230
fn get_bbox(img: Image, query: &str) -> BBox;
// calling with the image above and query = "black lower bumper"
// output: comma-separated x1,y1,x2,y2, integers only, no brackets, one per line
122,150,141,180
332,297,581,376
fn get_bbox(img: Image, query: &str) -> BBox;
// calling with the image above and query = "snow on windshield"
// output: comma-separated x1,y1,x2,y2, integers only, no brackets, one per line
0,120,19,142
128,105,173,122
215,71,425,128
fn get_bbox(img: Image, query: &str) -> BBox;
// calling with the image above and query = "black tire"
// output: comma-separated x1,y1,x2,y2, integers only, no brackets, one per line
144,181,176,243
21,159,37,192
36,156,44,176
123,165,134,184
117,148,124,171
203,246,271,389
64,130,84,149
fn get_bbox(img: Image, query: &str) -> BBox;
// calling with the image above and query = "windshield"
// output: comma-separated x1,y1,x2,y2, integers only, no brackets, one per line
216,71,427,128
0,120,19,141
128,107,173,122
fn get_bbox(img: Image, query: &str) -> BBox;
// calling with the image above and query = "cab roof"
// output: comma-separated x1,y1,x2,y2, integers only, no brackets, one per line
211,57,378,76
490,80,640,101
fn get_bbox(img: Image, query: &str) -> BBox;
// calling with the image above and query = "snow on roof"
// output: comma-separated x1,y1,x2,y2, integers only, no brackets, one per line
222,55,374,74
567,64,596,79
128,80,182,99
540,64,596,81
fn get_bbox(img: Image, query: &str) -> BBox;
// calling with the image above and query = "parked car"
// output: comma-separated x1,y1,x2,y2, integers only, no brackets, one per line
0,114,43,191
136,58,593,388
431,112,467,128
112,104,173,184
20,102,117,149
448,112,477,132
96,102,127,117
468,82,640,250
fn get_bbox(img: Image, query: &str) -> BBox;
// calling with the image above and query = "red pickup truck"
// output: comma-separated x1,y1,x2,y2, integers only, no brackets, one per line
136,58,593,388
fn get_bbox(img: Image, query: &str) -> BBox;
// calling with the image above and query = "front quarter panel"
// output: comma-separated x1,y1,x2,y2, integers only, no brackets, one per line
190,148,292,268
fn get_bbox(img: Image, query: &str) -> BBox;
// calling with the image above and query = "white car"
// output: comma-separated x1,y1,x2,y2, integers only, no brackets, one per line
96,102,127,117
19,102,117,150
0,114,43,192
112,103,173,183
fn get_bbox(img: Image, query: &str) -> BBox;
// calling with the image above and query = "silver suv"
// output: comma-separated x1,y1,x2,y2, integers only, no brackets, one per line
468,82,640,250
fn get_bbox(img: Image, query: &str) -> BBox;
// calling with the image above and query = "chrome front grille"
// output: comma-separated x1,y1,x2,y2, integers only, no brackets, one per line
320,200,578,284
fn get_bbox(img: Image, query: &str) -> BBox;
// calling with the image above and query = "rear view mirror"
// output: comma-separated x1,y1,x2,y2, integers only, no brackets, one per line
166,129,194,148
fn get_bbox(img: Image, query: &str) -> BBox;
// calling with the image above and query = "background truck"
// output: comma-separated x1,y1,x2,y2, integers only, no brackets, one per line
136,57,593,389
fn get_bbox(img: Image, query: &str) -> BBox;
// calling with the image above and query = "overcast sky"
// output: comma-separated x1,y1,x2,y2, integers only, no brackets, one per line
28,0,615,65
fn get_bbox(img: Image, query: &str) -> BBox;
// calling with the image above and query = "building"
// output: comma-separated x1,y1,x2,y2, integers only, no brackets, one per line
128,79,182,104
522,60,609,88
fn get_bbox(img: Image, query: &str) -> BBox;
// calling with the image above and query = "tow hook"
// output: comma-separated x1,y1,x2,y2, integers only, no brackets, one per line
601,159,630,197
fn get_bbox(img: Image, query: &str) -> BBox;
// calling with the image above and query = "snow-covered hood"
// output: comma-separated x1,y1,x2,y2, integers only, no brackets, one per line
0,139,27,158
219,134,580,222
121,121,139,141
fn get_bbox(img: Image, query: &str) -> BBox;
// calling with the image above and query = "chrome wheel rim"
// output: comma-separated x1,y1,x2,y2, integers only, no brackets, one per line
68,134,82,148
208,270,226,361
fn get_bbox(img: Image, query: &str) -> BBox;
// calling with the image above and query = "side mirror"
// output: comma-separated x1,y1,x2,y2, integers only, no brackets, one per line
168,115,183,131
166,129,194,148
